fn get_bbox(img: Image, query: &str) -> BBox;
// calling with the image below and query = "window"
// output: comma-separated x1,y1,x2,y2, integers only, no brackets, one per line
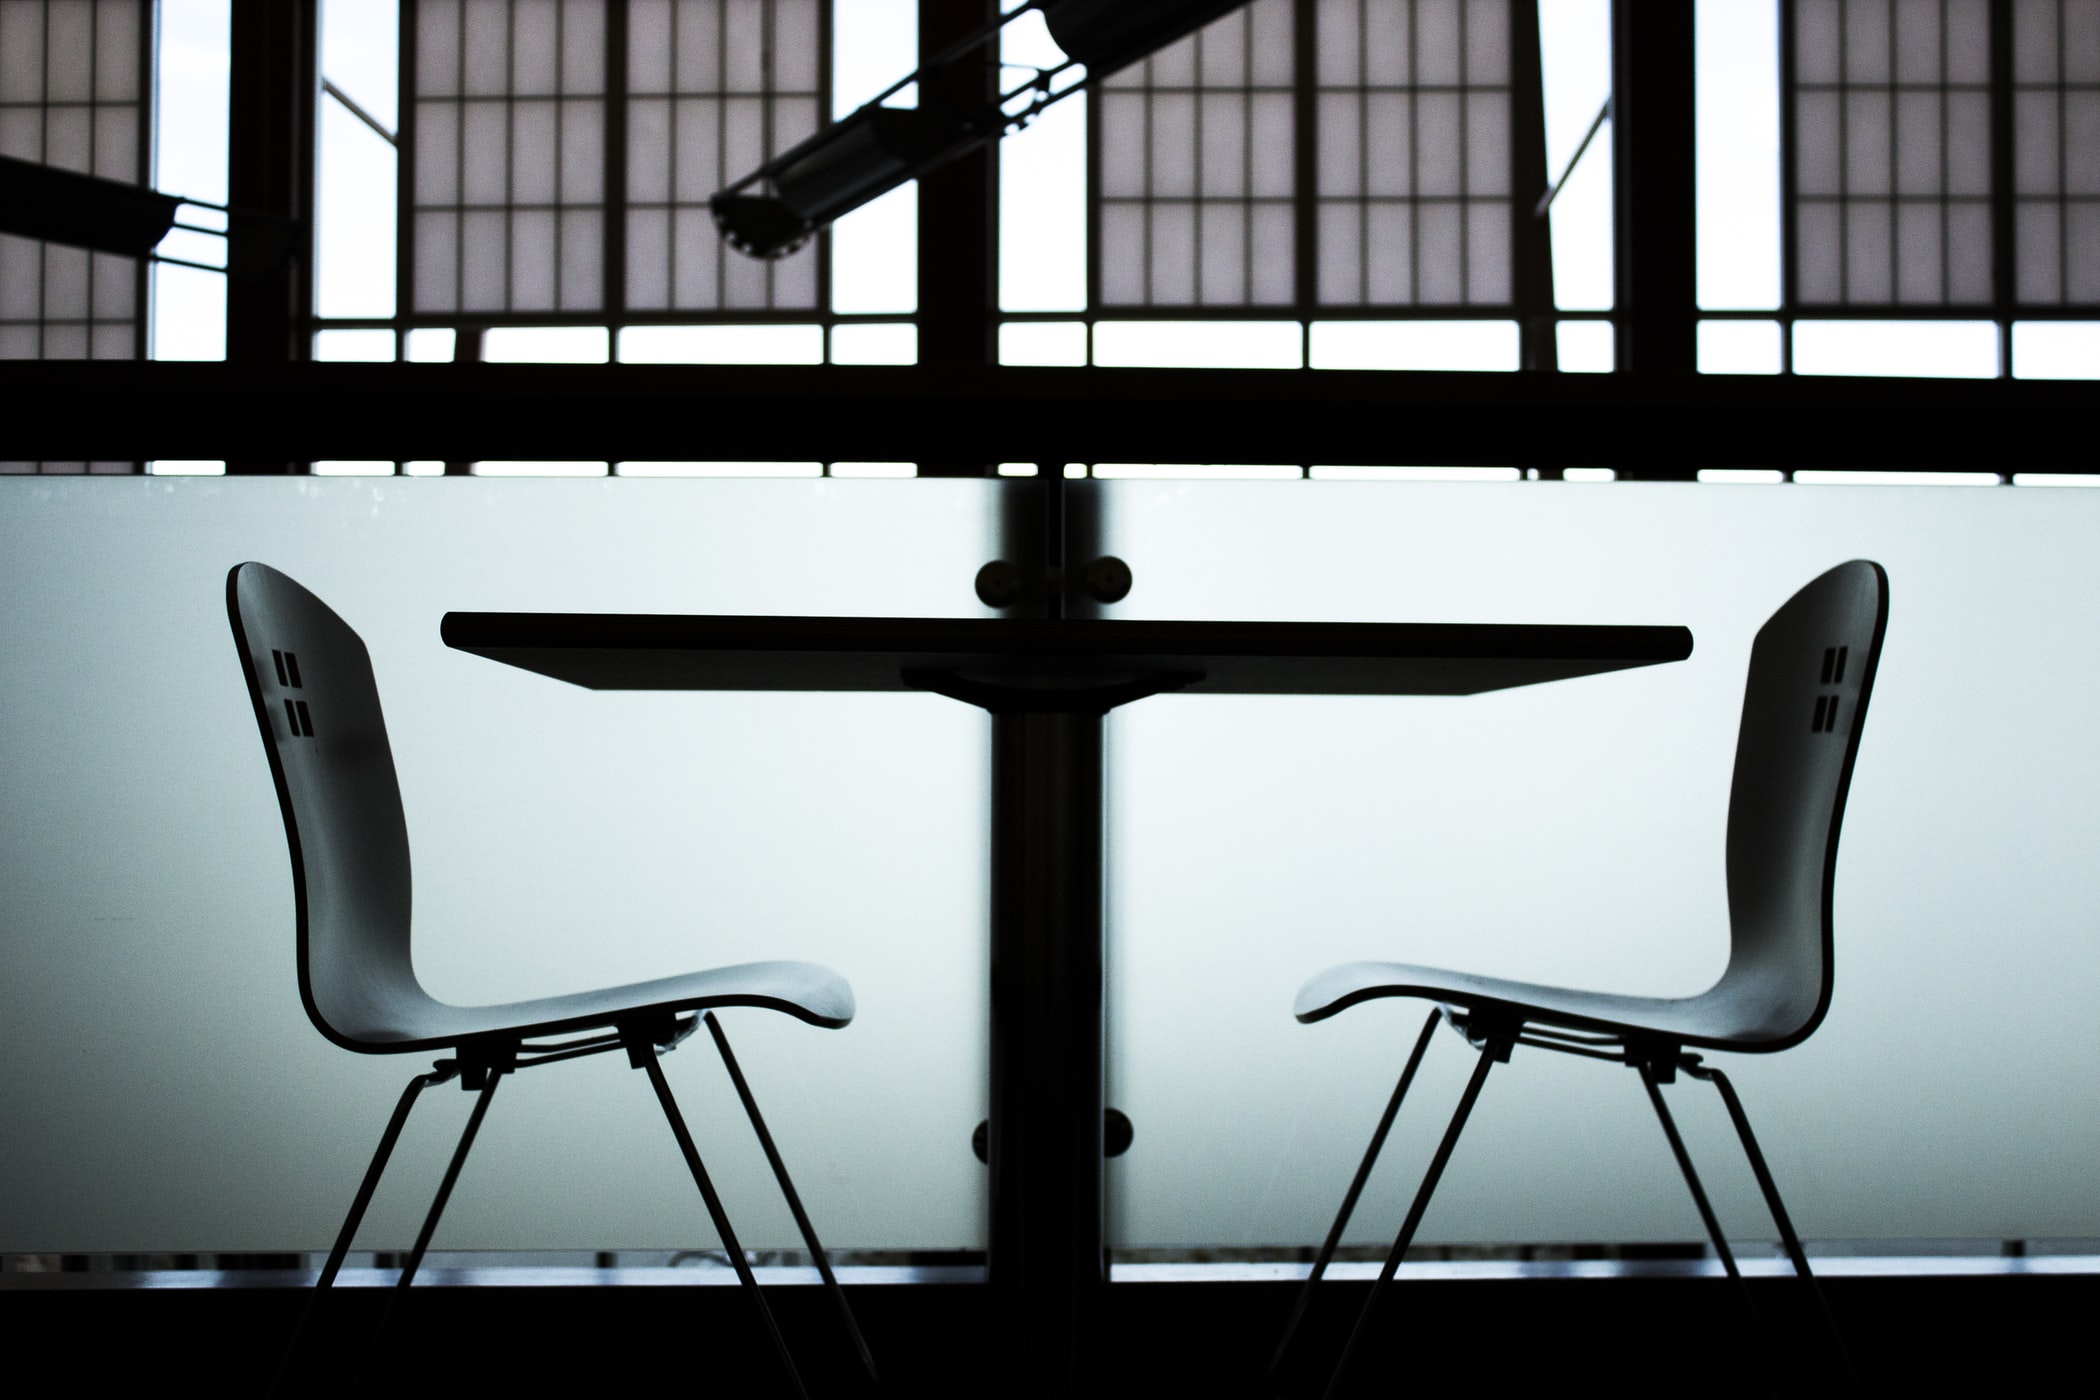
0,0,152,475
1779,0,2100,365
389,0,829,333
1090,0,1547,321
2012,0,2100,305
1788,0,1994,307
0,0,152,363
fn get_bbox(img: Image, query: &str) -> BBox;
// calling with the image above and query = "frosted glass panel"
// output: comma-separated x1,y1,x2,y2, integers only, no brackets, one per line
0,479,997,1253
1100,479,2100,1246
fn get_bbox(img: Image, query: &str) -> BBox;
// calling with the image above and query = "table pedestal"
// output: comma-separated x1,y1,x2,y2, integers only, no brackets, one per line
989,706,1106,1396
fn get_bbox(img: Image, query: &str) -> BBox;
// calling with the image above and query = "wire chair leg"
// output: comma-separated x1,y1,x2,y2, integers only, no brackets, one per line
1322,1032,1504,1400
1269,1007,1442,1380
1687,1061,1856,1383
268,1063,454,1399
1637,1058,1783,1375
639,1044,809,1400
704,1011,881,1388
356,1071,502,1382
1637,1061,1750,1284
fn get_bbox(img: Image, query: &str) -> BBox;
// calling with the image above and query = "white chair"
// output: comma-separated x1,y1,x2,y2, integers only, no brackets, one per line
1274,561,1888,1395
228,562,876,1396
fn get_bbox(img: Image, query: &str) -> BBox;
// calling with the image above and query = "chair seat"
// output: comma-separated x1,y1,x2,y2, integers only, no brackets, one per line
340,958,855,1050
1293,957,1802,1050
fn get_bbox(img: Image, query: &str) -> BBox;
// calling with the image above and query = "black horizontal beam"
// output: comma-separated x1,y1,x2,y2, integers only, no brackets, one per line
1,362,2083,473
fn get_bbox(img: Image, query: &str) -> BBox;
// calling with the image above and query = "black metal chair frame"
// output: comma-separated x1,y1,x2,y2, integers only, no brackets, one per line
228,563,876,1397
1271,561,1889,1397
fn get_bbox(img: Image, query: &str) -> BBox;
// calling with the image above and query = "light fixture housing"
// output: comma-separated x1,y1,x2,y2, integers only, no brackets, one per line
712,103,987,260
712,0,1257,260
0,155,181,256
1040,0,1253,81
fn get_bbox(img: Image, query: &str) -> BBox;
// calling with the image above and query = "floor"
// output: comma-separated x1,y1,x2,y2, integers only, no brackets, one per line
6,1258,2087,1395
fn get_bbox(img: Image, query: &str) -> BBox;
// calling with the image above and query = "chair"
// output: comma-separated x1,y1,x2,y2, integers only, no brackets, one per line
227,562,876,1397
1271,560,1888,1396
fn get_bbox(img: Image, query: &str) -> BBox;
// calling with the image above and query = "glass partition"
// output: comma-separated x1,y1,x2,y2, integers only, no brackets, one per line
0,476,998,1253
4,475,2099,1257
1100,476,2100,1249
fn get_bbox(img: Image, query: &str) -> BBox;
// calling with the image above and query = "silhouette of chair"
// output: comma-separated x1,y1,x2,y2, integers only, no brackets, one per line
1271,561,1887,1396
228,562,876,1396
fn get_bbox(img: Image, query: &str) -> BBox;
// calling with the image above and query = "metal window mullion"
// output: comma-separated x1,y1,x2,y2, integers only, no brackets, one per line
1358,0,1370,304
817,0,832,319
605,0,628,324
2056,0,2068,310
1234,3,1251,308
716,0,727,306
1781,0,1799,347
1457,0,1469,300
37,0,49,355
86,0,99,340
398,0,419,328
1941,0,1952,303
503,0,516,312
136,0,152,373
1293,0,1316,312
665,0,680,309
1143,60,1154,305
1086,46,1102,312
455,0,468,316
1885,0,1898,303
554,0,567,311
1837,0,1851,302
1409,0,1421,301
1989,0,2014,349
762,0,776,309
1192,28,1205,304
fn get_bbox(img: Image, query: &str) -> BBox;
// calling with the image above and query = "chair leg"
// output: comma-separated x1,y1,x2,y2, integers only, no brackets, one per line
1269,1007,1442,1380
1637,1058,1782,1374
704,1012,881,1388
268,1063,454,1399
1322,1031,1505,1400
356,1071,503,1381
638,1043,809,1399
1637,1061,1750,1285
1686,1061,1856,1383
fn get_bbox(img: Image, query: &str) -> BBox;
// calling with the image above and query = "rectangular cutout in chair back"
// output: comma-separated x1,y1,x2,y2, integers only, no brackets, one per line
1811,693,1840,734
271,649,305,689
282,698,314,738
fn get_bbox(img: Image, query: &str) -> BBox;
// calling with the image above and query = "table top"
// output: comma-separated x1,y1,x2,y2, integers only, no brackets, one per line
441,613,1692,697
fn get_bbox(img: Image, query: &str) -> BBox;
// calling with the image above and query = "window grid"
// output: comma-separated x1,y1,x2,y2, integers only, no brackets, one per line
1093,0,1297,308
625,0,826,313
406,0,612,317
1314,0,1514,308
1788,0,1996,308
1090,0,1521,315
397,0,827,328
2012,0,2100,304
1783,0,2100,324
0,0,152,366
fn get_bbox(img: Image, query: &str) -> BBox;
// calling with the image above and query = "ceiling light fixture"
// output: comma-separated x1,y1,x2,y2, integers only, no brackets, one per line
712,0,1256,260
0,155,182,257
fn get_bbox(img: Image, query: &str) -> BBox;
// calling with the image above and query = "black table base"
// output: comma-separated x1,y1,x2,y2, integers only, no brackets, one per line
989,707,1107,1394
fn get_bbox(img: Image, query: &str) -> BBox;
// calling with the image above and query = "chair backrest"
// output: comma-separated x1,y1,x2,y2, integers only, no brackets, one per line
227,563,439,1050
1708,560,1889,1050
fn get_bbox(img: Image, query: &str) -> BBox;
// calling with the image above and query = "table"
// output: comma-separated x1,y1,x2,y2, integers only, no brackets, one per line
440,611,1692,1393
